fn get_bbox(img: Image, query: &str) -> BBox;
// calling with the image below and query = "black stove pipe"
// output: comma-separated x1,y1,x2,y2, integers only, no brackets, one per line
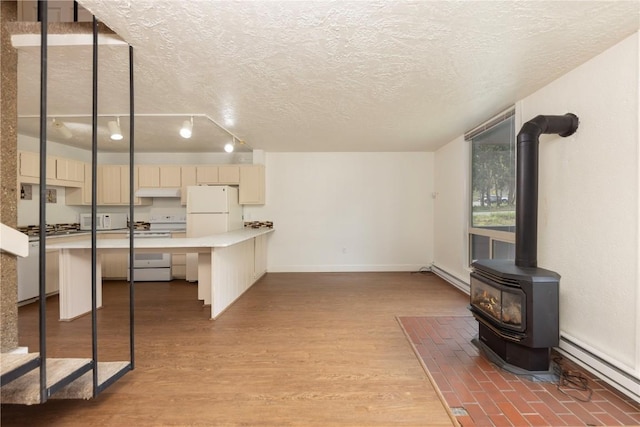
516,113,579,268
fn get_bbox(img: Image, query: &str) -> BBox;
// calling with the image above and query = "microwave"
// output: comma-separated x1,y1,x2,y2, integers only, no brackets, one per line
80,213,127,230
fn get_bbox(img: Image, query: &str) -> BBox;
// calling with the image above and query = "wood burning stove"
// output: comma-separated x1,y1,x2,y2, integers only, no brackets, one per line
470,259,559,371
470,113,579,372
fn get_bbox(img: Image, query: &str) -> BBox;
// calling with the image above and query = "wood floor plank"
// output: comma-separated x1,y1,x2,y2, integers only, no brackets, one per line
1,272,469,426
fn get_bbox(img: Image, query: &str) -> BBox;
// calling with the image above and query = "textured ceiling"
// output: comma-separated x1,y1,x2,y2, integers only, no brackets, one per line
17,1,640,153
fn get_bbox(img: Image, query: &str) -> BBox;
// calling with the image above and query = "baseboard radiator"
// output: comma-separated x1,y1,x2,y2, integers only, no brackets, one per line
558,334,640,403
430,264,470,295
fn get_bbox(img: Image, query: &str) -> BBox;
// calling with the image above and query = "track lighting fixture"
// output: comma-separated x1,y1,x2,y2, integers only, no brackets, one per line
108,117,123,141
52,118,73,139
224,137,235,153
180,116,193,139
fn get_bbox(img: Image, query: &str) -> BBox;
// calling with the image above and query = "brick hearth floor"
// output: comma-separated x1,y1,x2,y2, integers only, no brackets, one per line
398,316,640,427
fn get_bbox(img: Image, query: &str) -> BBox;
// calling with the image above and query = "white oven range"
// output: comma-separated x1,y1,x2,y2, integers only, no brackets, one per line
128,213,186,282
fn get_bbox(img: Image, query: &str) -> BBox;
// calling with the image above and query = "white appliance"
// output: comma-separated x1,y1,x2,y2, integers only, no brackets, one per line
80,213,127,230
128,212,186,282
186,186,243,282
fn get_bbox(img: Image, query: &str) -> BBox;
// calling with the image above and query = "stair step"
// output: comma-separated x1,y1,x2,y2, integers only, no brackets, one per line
0,359,131,405
1,353,40,386
1,358,92,405
53,361,131,399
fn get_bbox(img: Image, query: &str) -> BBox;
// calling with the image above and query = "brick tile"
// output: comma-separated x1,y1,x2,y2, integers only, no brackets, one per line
592,411,624,426
497,401,530,426
472,393,502,415
463,403,494,426
430,369,452,388
441,390,463,409
523,413,549,426
468,365,491,383
557,413,588,426
488,414,514,426
450,378,477,405
562,401,600,426
501,390,535,414
533,390,570,414
485,370,515,392
457,415,476,427
458,371,484,392
596,401,640,425
510,380,542,403
529,402,568,426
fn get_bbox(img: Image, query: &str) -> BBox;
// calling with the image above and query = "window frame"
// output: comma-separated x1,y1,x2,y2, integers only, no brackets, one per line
466,107,516,265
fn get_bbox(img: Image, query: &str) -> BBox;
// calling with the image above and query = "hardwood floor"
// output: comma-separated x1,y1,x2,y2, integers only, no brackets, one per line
1,272,470,426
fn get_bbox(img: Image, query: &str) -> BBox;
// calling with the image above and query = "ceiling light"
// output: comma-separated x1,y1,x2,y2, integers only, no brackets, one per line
52,118,73,139
108,117,123,140
180,116,193,139
224,137,235,153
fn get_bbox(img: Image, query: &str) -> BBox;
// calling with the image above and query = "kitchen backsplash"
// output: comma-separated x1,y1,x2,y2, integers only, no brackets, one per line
17,184,186,227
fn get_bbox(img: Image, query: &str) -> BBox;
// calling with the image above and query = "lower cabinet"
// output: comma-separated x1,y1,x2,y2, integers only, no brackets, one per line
254,234,267,279
171,231,186,279
100,233,128,279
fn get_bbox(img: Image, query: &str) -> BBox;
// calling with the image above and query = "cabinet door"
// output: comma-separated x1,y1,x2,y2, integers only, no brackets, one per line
98,165,122,204
160,165,182,187
137,165,160,188
19,151,40,178
100,233,129,279
196,166,218,184
18,151,55,180
218,165,240,184
239,165,265,205
56,157,85,182
65,162,92,205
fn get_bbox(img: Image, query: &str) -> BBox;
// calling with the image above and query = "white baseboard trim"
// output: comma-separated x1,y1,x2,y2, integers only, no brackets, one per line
431,264,470,295
267,264,426,273
558,334,640,403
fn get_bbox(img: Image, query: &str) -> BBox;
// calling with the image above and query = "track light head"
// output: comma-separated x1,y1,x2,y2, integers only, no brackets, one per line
180,117,193,139
108,117,123,141
52,118,73,139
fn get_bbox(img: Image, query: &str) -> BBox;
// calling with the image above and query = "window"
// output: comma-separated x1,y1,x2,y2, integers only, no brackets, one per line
467,108,516,264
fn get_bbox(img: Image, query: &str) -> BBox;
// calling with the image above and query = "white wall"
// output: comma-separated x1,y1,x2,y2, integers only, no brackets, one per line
433,32,640,394
521,33,639,374
433,135,470,286
244,152,434,272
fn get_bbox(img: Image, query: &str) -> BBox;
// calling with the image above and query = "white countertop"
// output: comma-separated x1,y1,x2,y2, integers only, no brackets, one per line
46,227,273,253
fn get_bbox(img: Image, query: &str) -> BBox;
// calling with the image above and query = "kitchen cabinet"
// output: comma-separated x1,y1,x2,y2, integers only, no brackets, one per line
100,233,129,279
171,231,187,279
218,165,240,184
98,165,151,206
137,165,160,188
254,233,267,279
239,165,265,205
160,166,182,187
137,165,181,188
196,166,219,184
55,157,85,182
180,166,196,205
65,163,92,205
18,151,56,181
18,0,92,22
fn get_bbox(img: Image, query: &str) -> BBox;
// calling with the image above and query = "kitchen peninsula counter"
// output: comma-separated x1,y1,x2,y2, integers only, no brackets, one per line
48,228,273,321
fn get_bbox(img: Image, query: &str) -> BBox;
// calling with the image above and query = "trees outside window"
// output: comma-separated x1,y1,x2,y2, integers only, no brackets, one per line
468,109,516,263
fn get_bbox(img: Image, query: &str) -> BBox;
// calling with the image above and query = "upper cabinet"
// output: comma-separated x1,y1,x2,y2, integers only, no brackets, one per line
97,165,150,206
218,165,240,184
196,166,218,184
137,165,182,188
18,151,55,181
239,165,265,205
54,157,85,182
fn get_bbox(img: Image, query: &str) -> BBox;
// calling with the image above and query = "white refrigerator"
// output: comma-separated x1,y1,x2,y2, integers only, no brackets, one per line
186,185,243,282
